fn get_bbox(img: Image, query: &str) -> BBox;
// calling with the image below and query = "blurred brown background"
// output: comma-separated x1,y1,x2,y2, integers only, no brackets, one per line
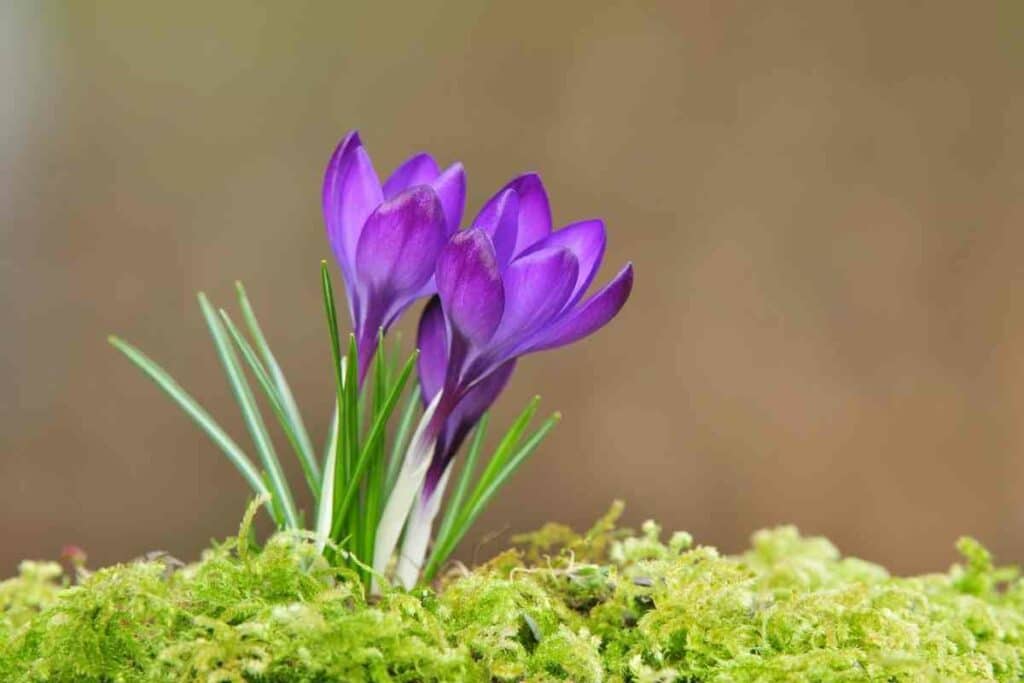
3,1,1024,576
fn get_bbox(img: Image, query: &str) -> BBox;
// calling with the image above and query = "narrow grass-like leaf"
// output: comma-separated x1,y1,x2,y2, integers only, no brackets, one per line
344,335,360,469
315,401,340,553
320,262,346,408
335,335,361,547
334,349,418,541
468,396,540,501
235,281,319,487
386,385,421,496
262,470,288,526
362,329,390,565
219,309,319,498
386,332,404,386
108,336,274,517
321,263,349,535
198,293,299,529
423,410,559,580
456,413,560,538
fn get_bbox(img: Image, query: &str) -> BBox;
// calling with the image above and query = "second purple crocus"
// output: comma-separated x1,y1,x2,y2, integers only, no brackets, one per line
388,173,633,586
322,131,466,381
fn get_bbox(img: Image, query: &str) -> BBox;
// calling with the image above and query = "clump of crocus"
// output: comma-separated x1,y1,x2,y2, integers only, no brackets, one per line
110,130,632,592
379,174,633,587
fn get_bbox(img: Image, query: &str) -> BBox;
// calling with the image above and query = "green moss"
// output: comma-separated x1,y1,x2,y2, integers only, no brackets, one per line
2,507,1023,681
0,562,63,636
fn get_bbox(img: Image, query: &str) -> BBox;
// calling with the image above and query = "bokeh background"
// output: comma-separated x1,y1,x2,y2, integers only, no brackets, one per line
3,1,1024,576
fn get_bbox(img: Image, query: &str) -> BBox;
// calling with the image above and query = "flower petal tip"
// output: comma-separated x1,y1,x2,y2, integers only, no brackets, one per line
437,229,505,345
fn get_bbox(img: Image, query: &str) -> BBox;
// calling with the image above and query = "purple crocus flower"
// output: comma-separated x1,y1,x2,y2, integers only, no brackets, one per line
322,131,466,380
389,174,633,586
420,174,633,490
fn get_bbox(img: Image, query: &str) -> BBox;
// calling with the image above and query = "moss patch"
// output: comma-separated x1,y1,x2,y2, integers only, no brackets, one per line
2,506,1023,682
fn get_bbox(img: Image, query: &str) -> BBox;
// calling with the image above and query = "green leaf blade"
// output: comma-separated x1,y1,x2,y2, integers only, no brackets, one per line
198,292,299,529
235,281,319,486
423,407,559,581
469,396,541,499
218,309,320,499
335,349,419,542
386,384,421,497
108,336,275,519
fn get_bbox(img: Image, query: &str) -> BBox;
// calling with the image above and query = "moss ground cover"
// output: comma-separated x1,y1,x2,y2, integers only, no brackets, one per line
2,503,1023,682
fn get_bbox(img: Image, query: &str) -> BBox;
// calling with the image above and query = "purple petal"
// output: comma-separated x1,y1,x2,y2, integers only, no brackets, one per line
323,131,383,281
424,359,516,496
436,229,505,345
474,173,552,257
431,163,466,234
472,188,519,268
417,296,448,404
355,186,447,296
523,263,633,353
383,153,440,199
401,163,468,303
524,219,606,308
492,247,578,348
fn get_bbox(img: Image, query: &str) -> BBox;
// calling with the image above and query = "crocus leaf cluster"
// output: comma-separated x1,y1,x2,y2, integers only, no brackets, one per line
111,130,633,589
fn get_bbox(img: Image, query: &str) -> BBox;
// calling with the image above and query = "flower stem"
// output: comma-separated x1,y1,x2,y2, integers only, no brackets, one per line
371,391,447,591
395,468,450,589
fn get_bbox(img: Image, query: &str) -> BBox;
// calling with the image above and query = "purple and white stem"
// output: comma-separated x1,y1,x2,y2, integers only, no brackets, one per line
372,390,449,590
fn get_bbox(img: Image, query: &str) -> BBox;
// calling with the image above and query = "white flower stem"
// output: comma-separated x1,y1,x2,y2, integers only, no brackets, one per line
395,467,450,589
371,391,443,592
